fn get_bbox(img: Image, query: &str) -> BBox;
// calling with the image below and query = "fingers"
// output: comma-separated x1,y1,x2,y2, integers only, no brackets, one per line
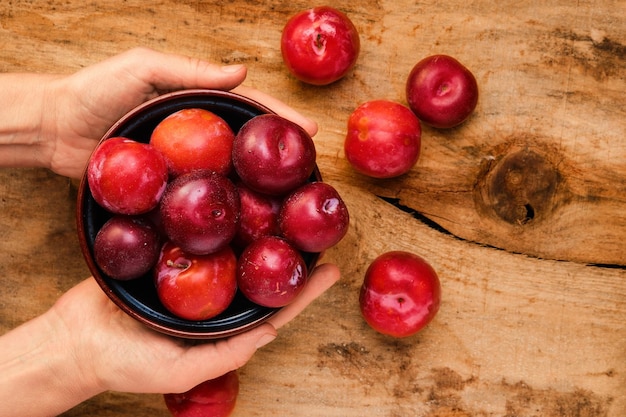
267,263,340,330
110,48,318,137
232,85,319,137
119,47,249,93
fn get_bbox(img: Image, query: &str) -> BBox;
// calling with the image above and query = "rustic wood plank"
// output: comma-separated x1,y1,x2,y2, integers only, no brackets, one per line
0,1,624,416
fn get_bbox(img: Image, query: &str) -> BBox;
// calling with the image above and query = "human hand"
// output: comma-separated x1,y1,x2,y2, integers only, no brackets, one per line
48,263,339,396
39,47,317,178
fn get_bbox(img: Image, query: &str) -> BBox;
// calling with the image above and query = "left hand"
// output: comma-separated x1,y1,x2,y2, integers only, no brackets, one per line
41,47,317,178
48,263,340,395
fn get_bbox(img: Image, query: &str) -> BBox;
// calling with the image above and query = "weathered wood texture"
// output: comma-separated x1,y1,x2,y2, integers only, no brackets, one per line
0,1,624,416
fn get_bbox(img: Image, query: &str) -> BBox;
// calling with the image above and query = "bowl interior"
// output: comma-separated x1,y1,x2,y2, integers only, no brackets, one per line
77,90,320,339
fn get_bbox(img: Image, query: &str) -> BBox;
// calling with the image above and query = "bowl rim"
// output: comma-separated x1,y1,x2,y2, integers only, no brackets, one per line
76,88,321,339
100,89,278,146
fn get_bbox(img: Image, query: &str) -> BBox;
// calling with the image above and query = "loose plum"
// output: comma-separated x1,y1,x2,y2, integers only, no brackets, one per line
281,6,360,85
154,241,237,321
93,215,161,281
164,371,239,417
87,137,168,215
232,114,316,196
359,251,441,338
279,182,349,253
406,54,478,128
344,100,421,178
159,171,240,255
237,236,307,308
150,108,235,177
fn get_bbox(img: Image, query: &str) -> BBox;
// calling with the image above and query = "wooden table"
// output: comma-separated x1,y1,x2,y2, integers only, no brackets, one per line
1,1,624,416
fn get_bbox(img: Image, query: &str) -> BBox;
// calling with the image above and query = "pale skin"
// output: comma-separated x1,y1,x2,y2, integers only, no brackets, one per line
0,47,340,417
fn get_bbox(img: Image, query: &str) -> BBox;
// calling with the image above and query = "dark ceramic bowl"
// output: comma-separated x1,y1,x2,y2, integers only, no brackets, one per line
76,89,321,340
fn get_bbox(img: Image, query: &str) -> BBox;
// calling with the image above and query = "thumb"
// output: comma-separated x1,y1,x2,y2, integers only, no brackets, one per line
178,323,277,389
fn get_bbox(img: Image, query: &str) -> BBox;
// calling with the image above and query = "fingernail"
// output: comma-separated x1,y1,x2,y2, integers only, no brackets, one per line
255,333,276,349
221,64,245,73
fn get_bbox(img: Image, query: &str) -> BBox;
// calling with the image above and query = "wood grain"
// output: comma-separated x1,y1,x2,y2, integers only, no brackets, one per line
0,1,624,416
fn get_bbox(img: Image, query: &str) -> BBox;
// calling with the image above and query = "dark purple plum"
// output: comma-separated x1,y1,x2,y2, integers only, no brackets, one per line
93,215,161,280
406,54,478,129
233,181,282,249
236,236,307,308
279,182,349,253
232,114,316,196
159,171,240,255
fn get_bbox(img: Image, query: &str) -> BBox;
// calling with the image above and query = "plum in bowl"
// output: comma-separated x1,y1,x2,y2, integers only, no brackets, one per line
76,89,324,339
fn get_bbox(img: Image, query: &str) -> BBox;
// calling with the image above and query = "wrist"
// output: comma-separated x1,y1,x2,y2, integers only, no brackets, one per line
0,73,59,170
0,308,104,417
42,303,108,400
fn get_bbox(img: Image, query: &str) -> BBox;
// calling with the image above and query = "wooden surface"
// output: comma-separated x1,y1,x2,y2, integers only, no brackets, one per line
1,1,625,416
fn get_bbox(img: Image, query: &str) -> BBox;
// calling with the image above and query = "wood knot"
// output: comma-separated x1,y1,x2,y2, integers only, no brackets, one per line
479,148,559,226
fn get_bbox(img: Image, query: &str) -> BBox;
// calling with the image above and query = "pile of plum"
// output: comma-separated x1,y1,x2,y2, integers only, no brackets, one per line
87,109,349,321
